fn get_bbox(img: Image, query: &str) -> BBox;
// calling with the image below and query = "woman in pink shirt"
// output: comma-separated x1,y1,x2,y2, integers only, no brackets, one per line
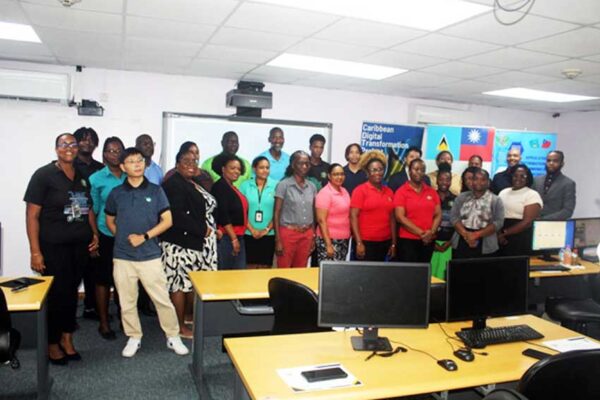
315,164,351,263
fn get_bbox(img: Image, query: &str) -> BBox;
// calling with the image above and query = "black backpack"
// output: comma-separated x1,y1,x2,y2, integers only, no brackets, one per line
0,289,21,369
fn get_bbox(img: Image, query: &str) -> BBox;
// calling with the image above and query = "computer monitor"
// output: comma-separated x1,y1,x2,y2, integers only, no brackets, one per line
531,220,574,261
318,261,430,352
446,256,529,330
573,218,600,249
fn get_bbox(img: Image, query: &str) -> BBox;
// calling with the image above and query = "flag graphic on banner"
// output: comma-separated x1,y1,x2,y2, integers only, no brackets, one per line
459,127,495,161
437,135,449,151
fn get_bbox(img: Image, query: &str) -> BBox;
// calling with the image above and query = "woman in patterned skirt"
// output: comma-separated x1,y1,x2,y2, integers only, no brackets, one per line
161,149,217,338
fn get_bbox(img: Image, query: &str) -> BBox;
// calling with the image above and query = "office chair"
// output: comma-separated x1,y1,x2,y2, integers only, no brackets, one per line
482,388,529,400
268,277,329,335
517,349,600,400
0,289,21,369
545,296,600,335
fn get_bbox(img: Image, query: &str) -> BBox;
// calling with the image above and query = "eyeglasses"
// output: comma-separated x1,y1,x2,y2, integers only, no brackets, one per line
124,157,145,165
57,142,78,149
104,149,122,154
180,158,199,166
330,172,345,177
364,346,407,361
368,168,384,173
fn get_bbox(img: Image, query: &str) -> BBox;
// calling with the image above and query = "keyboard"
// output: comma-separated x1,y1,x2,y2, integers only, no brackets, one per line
530,265,570,272
456,324,544,349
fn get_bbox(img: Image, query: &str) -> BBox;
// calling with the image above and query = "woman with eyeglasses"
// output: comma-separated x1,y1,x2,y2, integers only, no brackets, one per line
274,151,318,268
24,133,100,365
88,137,126,340
163,141,213,192
350,151,397,262
211,154,248,270
315,164,351,263
161,149,217,338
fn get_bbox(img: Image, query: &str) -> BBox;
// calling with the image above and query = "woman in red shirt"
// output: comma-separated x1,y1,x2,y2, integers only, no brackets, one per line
350,151,397,261
395,159,441,263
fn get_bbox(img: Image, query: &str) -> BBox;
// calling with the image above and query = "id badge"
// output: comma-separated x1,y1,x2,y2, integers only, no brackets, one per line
255,210,263,223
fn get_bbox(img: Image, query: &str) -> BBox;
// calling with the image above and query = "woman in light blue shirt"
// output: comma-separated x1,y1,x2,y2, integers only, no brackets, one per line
89,137,126,340
239,156,277,268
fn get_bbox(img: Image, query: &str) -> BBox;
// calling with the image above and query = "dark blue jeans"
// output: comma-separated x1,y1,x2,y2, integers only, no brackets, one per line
217,235,247,270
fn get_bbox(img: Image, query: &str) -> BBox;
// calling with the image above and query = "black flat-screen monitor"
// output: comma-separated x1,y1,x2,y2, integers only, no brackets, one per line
446,256,529,330
573,218,600,249
318,261,430,351
531,220,574,261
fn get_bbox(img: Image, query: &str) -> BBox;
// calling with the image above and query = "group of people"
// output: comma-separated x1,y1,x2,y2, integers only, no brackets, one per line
23,125,576,363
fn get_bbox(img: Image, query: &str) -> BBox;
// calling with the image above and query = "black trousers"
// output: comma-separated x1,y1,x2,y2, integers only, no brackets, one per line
396,238,434,263
40,241,87,344
363,240,391,262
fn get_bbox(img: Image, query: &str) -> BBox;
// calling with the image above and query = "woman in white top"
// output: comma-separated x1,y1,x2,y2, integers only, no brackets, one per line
498,164,543,256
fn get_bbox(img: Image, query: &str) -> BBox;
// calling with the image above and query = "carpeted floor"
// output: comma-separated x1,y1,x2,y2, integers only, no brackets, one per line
0,303,234,400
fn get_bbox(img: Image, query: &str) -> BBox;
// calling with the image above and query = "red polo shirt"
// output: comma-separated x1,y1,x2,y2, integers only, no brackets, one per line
394,182,440,240
350,182,395,241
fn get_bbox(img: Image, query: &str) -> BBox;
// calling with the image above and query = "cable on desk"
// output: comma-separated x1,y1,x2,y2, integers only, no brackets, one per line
390,339,440,362
437,322,488,356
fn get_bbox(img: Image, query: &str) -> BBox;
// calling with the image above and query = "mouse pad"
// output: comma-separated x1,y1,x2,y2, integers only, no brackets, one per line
0,277,44,289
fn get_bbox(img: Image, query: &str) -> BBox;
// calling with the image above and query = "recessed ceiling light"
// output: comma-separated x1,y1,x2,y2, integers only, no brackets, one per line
267,53,406,80
0,21,41,43
483,88,599,103
254,0,490,30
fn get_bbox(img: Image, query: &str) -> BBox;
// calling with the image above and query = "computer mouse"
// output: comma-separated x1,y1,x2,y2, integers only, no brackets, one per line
454,349,474,362
437,359,458,371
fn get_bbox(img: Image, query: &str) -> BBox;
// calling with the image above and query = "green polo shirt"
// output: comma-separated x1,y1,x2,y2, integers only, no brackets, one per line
239,177,277,236
201,154,251,188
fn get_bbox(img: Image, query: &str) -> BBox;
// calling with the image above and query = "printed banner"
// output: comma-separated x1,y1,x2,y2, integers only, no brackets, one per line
492,130,557,177
361,122,424,177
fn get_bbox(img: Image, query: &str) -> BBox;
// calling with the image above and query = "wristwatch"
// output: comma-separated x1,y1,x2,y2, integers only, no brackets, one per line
143,233,150,241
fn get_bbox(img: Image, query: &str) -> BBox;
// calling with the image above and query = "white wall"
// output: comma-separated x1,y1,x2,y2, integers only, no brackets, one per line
0,60,576,276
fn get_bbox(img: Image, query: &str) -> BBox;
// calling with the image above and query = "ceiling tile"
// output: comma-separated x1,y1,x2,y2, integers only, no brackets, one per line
419,79,501,95
243,65,316,84
360,49,446,70
524,59,600,79
225,2,338,36
584,54,600,63
20,0,124,14
292,74,371,90
462,48,567,70
57,56,122,70
393,34,500,59
440,12,578,46
530,79,600,97
420,61,505,79
382,70,461,88
124,53,192,68
188,58,257,74
518,27,600,58
126,16,216,43
125,37,202,58
1,0,30,23
196,44,277,65
0,38,53,57
287,38,377,61
35,27,122,57
578,74,600,85
1,54,57,64
529,0,600,24
127,0,239,25
210,27,300,52
476,71,560,86
315,18,426,48
22,3,123,33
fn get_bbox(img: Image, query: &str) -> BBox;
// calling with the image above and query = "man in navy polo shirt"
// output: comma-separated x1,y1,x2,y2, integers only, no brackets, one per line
105,147,188,358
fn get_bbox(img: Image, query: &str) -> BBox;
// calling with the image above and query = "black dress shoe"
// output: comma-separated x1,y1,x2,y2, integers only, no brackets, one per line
98,328,117,341
49,356,68,366
58,344,82,361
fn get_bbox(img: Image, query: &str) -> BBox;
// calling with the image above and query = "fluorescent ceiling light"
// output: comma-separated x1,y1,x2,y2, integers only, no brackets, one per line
254,0,490,31
0,21,41,43
268,53,406,80
483,88,599,103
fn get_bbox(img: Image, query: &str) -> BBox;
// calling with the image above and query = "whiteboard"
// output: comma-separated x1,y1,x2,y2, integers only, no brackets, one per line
161,112,333,171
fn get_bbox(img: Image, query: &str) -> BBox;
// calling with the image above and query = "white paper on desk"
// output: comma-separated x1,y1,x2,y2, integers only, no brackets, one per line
277,363,361,392
543,337,600,352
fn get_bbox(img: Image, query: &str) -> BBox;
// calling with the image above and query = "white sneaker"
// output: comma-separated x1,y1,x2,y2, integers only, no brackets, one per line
167,336,189,356
122,338,141,358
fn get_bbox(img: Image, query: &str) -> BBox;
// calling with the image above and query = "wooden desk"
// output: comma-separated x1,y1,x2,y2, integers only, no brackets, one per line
189,267,445,395
529,258,600,278
225,315,588,400
0,276,53,400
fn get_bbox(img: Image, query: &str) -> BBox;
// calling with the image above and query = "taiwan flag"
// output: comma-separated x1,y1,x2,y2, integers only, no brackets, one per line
459,127,495,161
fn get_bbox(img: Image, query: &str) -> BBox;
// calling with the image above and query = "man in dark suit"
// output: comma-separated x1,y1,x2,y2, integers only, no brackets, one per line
533,150,576,220
388,146,431,192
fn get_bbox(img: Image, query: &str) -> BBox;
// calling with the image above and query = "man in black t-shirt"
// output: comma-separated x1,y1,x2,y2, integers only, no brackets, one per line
307,134,330,189
73,127,104,319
